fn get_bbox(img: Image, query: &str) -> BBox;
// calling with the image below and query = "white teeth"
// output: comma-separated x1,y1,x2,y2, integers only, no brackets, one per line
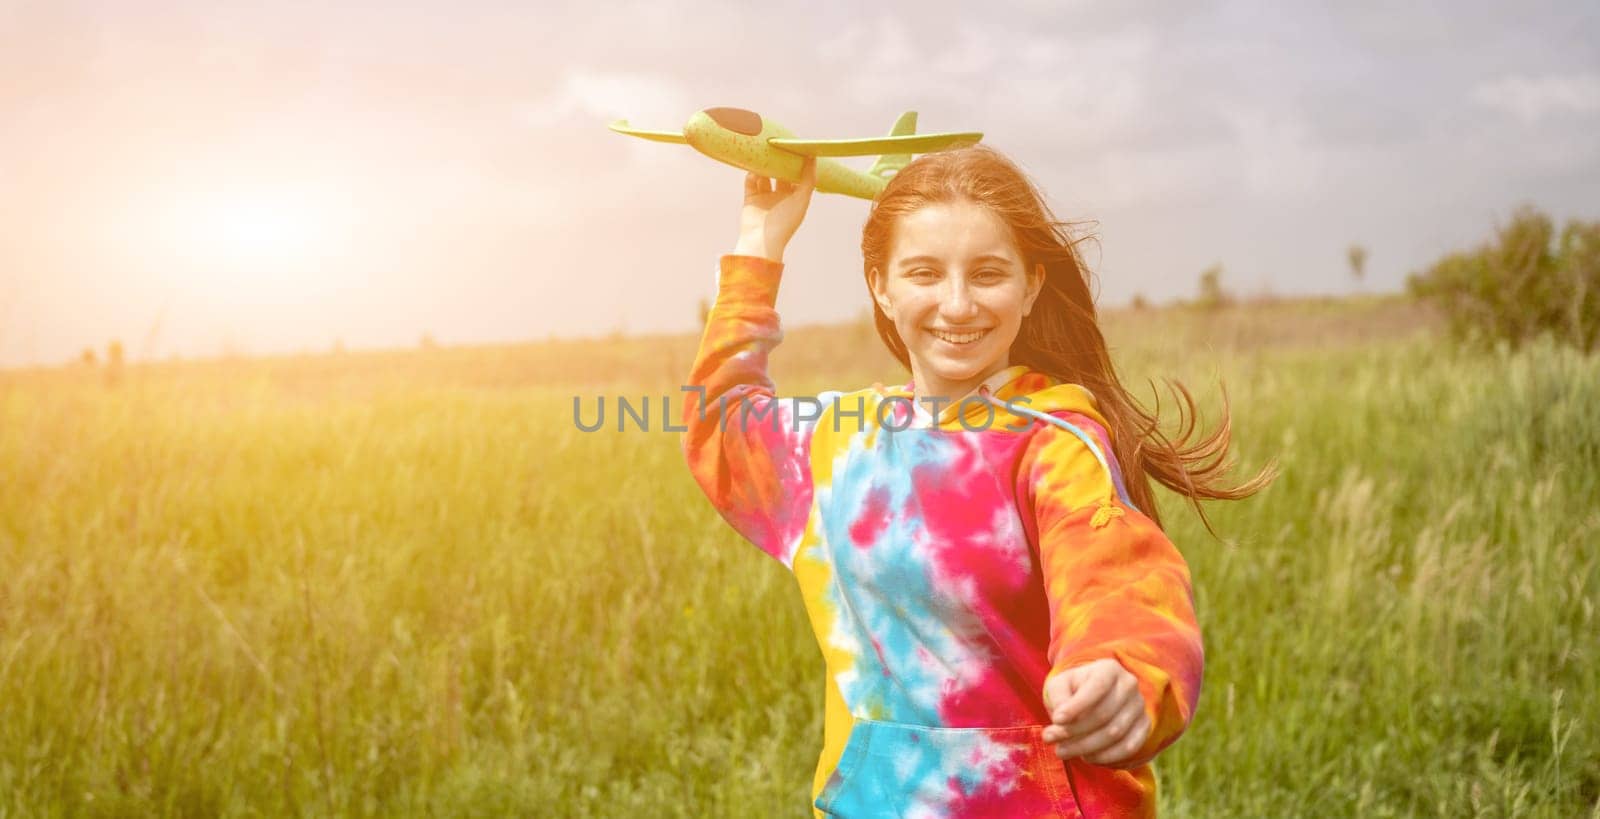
929,328,989,344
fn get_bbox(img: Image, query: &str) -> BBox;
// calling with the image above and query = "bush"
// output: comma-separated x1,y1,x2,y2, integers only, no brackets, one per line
1196,263,1233,310
1407,205,1599,353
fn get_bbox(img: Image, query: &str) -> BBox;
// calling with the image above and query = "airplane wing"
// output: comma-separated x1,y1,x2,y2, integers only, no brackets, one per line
607,119,689,144
767,131,982,157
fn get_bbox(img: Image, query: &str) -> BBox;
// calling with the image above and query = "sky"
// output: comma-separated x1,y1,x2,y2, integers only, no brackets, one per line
1,0,1597,367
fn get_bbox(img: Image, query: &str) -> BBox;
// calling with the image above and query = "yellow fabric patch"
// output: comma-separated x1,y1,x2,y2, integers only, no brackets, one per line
1090,499,1125,529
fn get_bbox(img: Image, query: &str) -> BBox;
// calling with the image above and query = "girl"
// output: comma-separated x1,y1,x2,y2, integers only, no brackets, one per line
681,146,1275,818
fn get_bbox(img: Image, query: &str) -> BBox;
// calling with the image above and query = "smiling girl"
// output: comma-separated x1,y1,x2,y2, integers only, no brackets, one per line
681,146,1276,818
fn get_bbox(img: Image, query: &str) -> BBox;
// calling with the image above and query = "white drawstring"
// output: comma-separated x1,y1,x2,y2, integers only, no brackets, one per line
973,384,1140,514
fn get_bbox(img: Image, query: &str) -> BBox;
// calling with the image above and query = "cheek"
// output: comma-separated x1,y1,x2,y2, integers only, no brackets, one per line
984,294,1027,326
892,296,933,327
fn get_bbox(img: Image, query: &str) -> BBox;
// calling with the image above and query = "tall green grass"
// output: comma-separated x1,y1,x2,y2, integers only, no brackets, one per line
0,298,1595,817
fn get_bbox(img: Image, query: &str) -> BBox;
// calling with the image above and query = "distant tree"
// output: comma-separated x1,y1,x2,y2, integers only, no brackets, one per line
1347,244,1368,286
420,332,438,350
1130,293,1150,311
1562,219,1600,351
104,339,124,386
1407,204,1599,353
1197,263,1233,310
79,347,98,366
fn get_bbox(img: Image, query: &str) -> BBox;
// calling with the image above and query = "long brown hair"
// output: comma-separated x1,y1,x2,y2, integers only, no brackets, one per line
861,144,1278,537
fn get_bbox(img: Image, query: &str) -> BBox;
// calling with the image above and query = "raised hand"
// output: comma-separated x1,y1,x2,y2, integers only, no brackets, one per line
735,156,817,264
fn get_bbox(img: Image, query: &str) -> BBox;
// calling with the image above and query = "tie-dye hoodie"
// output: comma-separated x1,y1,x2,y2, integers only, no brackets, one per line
682,254,1203,818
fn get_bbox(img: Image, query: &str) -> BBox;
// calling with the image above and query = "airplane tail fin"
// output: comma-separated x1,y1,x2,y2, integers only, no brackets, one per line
867,111,917,180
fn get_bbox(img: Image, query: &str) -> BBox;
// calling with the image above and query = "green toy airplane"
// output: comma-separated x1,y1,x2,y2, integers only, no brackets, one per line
608,108,982,200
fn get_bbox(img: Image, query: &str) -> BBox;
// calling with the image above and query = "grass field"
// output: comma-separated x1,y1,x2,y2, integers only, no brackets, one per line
1,294,1596,817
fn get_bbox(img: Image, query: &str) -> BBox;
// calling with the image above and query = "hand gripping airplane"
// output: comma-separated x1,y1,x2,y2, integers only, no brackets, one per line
607,108,982,200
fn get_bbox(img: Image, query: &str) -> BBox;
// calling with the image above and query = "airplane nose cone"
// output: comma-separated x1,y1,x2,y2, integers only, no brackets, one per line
702,106,763,136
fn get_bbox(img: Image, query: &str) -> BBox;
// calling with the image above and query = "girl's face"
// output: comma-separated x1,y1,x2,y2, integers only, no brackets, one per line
870,199,1044,401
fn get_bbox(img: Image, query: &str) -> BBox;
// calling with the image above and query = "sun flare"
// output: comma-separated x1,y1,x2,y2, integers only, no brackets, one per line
153,184,352,276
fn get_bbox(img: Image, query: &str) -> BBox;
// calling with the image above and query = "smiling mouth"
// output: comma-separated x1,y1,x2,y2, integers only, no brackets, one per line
927,327,991,345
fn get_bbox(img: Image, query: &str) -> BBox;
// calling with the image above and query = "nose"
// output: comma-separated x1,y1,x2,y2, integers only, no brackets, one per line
939,280,980,323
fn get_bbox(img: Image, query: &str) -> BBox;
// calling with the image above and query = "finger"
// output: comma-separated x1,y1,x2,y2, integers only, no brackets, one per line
802,156,817,186
1054,695,1117,741
1055,702,1143,761
1051,667,1113,725
1064,673,1136,736
1084,711,1151,767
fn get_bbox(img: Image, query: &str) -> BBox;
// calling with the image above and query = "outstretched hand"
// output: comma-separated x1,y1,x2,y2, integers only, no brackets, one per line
1040,658,1152,769
736,155,816,264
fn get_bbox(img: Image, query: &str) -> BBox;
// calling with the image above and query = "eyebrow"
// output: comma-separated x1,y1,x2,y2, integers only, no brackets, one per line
898,254,1014,268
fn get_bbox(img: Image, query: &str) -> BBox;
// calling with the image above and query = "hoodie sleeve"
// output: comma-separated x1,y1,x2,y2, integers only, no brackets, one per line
1019,410,1204,770
679,254,818,571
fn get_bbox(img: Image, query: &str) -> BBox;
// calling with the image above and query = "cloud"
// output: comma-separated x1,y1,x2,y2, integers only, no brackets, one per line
1091,144,1228,208
520,68,696,168
812,14,1155,145
521,68,693,131
1472,72,1600,124
1226,108,1326,198
931,26,1001,76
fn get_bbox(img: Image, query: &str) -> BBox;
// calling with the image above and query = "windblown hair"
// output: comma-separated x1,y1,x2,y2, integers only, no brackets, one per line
860,144,1278,536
